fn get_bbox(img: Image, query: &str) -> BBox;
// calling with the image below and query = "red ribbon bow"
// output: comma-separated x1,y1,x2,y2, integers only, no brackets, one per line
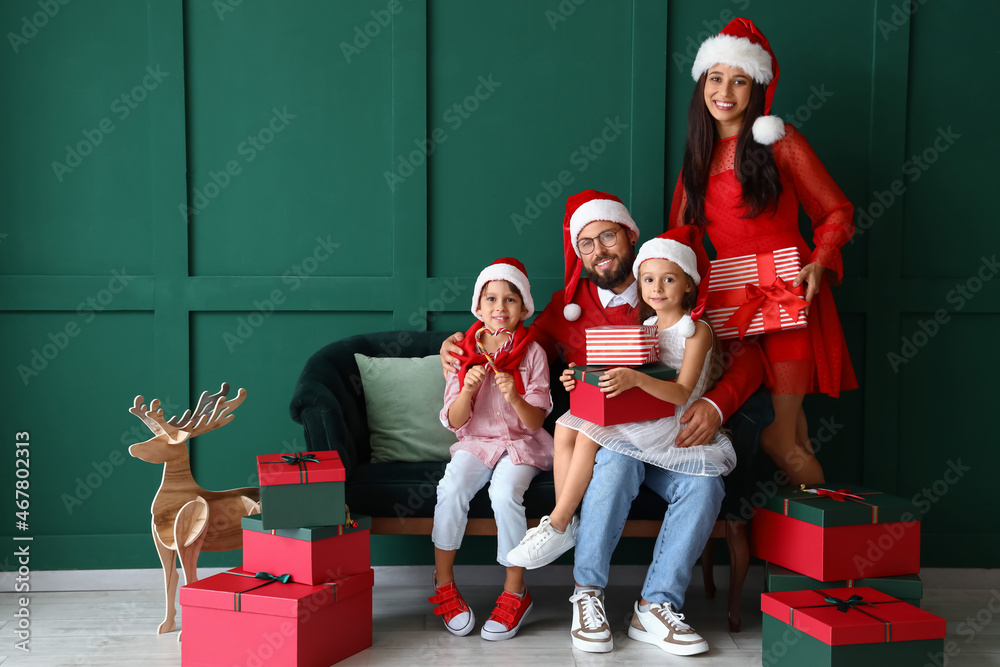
808,487,868,503
722,277,808,340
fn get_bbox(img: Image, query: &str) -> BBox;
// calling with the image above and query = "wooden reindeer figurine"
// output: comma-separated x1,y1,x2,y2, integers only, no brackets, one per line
129,382,260,635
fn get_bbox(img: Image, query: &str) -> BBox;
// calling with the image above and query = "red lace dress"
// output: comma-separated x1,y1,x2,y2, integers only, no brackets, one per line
669,125,857,397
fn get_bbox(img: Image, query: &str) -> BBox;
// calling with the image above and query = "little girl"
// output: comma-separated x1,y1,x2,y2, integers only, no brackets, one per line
671,18,857,485
430,258,554,641
507,227,736,569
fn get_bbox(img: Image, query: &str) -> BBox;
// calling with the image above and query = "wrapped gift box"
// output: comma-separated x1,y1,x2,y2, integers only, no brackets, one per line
765,563,923,607
180,567,373,667
569,364,676,427
257,452,346,530
585,325,659,366
704,246,809,340
751,485,920,581
242,514,371,586
760,586,945,666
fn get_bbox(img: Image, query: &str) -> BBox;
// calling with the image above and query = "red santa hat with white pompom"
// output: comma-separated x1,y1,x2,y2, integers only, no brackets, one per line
691,17,785,145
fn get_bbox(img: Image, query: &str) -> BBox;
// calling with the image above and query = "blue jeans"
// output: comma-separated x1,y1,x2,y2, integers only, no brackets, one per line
573,447,724,609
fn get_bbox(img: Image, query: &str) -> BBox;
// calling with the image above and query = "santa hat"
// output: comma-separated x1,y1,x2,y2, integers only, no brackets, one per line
691,17,785,145
562,190,640,321
471,257,534,321
633,225,711,321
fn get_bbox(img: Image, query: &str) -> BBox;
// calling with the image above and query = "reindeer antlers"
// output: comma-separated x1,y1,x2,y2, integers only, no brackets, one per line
130,383,247,443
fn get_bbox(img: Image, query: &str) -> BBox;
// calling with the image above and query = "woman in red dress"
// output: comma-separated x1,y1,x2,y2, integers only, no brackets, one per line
669,17,857,485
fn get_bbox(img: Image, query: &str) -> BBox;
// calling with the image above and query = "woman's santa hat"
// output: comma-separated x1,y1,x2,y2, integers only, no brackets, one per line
471,257,535,320
562,190,640,321
633,225,712,322
691,17,784,145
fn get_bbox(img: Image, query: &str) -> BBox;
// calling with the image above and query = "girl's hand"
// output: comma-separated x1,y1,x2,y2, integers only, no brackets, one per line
794,262,825,304
560,362,578,392
462,365,487,394
494,371,518,403
598,367,641,398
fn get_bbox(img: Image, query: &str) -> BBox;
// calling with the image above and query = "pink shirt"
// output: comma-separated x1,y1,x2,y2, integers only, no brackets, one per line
440,341,554,471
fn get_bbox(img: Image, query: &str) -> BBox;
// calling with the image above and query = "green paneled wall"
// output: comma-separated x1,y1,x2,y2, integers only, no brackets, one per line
1,0,996,571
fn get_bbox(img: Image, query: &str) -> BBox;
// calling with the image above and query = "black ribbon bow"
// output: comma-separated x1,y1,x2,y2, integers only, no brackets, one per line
281,453,319,465
823,594,870,613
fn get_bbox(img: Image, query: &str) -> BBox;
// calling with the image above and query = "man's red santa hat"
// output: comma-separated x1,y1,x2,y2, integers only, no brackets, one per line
634,225,712,324
471,257,534,320
562,190,639,321
691,17,784,145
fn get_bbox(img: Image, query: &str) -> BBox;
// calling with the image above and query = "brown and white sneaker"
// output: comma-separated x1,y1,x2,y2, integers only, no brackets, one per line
628,600,708,655
568,589,613,653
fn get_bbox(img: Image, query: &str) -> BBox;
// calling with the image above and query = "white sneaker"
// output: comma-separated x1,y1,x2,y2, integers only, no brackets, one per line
506,515,577,569
628,600,708,655
568,589,613,653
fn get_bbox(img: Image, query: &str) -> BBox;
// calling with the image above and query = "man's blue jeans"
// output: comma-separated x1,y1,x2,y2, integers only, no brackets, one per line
573,447,725,609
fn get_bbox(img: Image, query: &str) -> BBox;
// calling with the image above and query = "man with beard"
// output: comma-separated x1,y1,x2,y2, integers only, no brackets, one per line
439,190,765,655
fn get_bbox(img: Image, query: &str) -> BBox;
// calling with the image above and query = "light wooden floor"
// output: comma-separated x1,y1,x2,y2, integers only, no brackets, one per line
2,566,999,666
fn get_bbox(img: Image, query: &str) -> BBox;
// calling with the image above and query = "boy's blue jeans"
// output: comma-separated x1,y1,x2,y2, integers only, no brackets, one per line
573,447,725,609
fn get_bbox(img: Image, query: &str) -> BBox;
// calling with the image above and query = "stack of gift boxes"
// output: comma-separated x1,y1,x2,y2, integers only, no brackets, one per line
180,451,373,667
752,485,947,665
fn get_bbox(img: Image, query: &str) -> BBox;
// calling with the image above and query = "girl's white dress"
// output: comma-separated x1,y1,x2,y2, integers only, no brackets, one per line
556,314,737,476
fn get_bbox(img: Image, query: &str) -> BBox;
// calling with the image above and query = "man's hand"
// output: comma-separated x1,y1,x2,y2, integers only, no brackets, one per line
676,399,721,448
462,365,487,394
494,371,518,404
440,331,465,377
598,367,641,398
560,362,578,392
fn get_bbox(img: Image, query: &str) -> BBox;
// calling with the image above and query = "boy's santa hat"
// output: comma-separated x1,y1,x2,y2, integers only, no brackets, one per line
634,225,712,322
471,257,534,320
691,17,784,145
562,190,640,321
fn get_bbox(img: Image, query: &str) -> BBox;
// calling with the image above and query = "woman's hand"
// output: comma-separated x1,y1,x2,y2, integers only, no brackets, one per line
462,365,487,394
794,262,825,304
560,362,578,392
598,367,642,398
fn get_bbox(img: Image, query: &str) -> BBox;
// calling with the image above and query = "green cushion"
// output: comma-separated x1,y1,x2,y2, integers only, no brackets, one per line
354,353,457,463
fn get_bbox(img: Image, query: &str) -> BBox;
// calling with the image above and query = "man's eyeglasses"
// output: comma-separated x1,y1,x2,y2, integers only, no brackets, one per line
577,227,622,255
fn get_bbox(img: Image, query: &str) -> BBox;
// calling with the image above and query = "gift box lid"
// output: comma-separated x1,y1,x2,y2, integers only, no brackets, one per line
241,512,371,539
765,563,923,600
585,324,658,340
569,364,677,388
180,567,374,617
257,451,345,486
761,587,945,646
761,485,915,526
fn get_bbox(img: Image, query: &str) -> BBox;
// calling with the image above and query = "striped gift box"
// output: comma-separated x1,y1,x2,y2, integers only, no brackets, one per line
585,325,659,365
704,247,809,340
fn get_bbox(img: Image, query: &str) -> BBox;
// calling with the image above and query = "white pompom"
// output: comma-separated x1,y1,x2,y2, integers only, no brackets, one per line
564,303,582,321
678,315,696,338
752,115,786,145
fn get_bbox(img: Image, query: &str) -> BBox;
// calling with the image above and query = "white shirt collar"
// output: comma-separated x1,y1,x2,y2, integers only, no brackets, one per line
597,279,639,309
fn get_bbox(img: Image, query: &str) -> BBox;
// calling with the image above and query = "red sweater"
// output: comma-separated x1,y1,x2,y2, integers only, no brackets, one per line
530,278,765,423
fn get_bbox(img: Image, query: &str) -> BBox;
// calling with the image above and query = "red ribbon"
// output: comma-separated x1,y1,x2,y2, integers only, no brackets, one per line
722,276,808,339
789,591,893,643
784,487,883,524
812,487,868,503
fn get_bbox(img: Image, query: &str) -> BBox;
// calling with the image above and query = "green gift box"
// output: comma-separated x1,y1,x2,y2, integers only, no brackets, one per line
569,364,677,387
256,452,346,529
765,563,923,607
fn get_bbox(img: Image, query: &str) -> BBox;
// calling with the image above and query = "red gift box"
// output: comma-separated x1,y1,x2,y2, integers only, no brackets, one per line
180,567,373,667
585,325,659,365
568,365,676,427
257,451,345,486
760,586,945,665
704,247,809,340
241,514,371,586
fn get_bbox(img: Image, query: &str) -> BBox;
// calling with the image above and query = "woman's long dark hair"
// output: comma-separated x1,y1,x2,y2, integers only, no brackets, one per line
681,72,782,226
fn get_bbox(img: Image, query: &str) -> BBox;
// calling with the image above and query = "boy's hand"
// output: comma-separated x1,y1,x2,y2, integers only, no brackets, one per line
598,367,641,398
462,365,487,394
494,371,518,403
560,362,578,392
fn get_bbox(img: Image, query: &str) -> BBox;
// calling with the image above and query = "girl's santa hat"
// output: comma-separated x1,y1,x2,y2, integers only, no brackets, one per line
562,190,640,321
471,257,534,320
691,17,784,145
633,225,712,323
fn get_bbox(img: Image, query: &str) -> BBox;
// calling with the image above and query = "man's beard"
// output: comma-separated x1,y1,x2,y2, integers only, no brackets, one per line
586,246,637,290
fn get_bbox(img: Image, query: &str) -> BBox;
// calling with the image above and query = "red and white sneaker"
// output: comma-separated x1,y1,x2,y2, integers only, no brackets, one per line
480,588,533,641
429,574,475,636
